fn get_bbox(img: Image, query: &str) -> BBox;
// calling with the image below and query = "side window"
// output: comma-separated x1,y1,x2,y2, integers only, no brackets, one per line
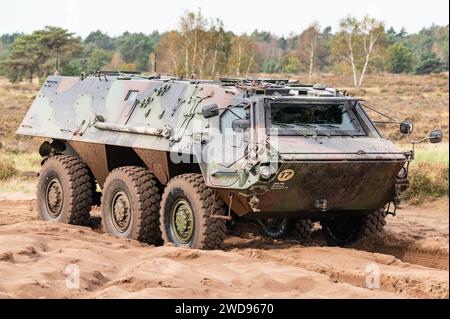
219,106,246,132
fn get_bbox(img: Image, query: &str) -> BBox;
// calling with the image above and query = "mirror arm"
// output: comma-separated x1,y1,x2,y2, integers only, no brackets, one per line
412,137,431,144
411,142,416,161
219,101,251,113
227,108,244,119
373,120,400,124
410,137,433,160
361,103,399,122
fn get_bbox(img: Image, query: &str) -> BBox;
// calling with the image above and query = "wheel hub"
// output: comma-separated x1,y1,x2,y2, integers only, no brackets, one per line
171,199,194,244
111,191,131,232
46,178,63,217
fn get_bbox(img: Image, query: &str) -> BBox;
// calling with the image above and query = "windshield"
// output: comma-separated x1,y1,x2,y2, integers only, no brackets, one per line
267,101,365,136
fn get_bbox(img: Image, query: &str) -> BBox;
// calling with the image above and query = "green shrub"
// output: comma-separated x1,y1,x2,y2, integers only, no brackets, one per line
403,162,449,202
0,159,17,180
436,166,449,196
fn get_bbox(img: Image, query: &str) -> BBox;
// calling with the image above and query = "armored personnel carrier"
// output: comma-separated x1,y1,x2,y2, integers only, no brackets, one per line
17,72,443,249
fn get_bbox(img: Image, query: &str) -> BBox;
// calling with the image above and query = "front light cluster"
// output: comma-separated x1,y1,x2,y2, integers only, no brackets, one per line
397,166,408,179
259,165,273,180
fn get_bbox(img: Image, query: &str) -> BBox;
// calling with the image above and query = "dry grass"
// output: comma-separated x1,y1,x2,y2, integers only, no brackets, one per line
0,148,40,172
0,78,42,192
0,176,36,193
0,149,39,192
0,78,42,151
405,143,449,163
0,159,16,181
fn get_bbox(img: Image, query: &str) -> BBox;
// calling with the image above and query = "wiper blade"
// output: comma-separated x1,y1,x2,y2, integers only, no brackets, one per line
320,124,354,137
291,123,319,137
291,123,335,138
292,123,315,128
272,122,310,138
320,124,339,128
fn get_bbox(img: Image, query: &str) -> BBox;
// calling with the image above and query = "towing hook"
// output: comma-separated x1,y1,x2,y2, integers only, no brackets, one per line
249,194,261,212
314,198,328,212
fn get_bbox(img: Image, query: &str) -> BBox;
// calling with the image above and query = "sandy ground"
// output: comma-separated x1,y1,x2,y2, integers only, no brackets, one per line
0,193,448,299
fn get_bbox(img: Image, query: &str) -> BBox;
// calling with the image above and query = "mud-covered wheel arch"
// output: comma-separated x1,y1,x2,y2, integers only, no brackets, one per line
101,166,162,245
159,173,227,250
321,209,387,247
37,155,94,225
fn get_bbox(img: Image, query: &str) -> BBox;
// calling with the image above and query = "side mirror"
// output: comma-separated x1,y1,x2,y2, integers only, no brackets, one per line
429,129,443,144
400,120,413,134
232,119,251,132
202,104,220,119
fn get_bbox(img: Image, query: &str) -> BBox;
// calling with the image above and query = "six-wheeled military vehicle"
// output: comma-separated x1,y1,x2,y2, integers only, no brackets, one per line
17,72,443,249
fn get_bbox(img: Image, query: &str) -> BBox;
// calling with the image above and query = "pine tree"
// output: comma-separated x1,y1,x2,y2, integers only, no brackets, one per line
386,42,414,73
415,51,443,74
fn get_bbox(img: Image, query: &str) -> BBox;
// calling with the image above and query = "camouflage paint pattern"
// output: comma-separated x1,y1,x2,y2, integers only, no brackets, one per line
17,75,409,217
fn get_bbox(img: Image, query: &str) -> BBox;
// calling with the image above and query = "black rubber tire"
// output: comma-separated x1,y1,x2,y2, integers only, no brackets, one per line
37,155,94,225
101,166,162,245
160,173,226,250
321,209,387,247
293,219,314,242
259,218,290,239
360,208,387,238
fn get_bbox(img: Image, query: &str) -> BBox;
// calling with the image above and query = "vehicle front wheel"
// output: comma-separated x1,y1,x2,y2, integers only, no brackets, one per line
159,174,226,250
37,155,94,225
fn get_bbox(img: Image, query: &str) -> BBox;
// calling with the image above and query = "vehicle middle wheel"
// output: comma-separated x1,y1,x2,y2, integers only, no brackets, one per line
101,166,162,245
160,173,226,250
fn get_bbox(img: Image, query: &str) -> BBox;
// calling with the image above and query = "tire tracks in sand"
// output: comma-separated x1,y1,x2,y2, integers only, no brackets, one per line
0,196,448,298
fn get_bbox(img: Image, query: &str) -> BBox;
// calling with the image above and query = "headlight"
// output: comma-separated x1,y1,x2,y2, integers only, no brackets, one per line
397,167,408,179
259,166,272,180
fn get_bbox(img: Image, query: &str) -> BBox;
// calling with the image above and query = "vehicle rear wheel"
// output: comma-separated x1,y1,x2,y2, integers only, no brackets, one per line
101,166,162,245
293,219,314,242
258,218,313,242
321,209,387,247
360,208,387,238
37,155,94,225
258,218,290,239
160,174,226,250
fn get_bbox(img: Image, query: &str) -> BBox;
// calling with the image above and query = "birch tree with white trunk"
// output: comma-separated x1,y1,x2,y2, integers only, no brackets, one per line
358,17,384,87
332,15,385,89
179,10,207,78
229,35,259,76
298,23,321,82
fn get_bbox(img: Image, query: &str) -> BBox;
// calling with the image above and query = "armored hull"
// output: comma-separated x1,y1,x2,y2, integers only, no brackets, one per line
17,74,412,249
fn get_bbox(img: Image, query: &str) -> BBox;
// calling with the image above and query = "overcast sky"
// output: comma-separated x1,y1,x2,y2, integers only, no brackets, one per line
1,0,448,37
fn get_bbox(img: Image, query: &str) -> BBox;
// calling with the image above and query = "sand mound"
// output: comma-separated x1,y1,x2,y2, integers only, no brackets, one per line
0,195,448,299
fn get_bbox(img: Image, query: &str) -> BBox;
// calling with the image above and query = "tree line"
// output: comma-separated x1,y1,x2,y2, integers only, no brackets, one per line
0,10,448,88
